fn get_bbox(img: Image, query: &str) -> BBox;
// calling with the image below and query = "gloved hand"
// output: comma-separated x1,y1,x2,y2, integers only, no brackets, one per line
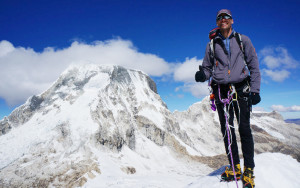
195,66,206,82
251,92,261,105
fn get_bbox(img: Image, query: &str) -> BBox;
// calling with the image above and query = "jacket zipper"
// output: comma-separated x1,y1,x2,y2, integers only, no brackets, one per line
227,38,231,83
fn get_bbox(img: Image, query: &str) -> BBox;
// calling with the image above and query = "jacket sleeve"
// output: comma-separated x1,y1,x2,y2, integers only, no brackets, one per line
243,35,261,93
201,42,214,80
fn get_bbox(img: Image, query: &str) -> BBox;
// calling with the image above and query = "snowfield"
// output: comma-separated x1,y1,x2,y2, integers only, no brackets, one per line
82,150,300,188
188,153,300,188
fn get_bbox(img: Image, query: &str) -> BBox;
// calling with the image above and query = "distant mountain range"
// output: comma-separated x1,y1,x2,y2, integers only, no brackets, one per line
285,119,300,125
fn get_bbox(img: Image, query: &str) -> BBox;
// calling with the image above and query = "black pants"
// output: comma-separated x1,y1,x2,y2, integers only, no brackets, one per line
213,81,255,168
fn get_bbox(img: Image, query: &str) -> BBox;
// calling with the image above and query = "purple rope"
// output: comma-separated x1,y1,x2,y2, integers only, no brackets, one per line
218,85,239,188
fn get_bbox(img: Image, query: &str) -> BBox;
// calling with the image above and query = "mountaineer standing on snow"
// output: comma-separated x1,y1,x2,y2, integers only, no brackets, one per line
195,9,261,188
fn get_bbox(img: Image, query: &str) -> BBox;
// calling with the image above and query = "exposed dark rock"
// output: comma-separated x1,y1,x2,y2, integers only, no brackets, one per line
0,117,11,136
146,76,157,94
111,66,132,84
121,166,136,174
136,115,165,146
29,95,44,111
95,129,125,152
251,124,268,134
126,127,136,150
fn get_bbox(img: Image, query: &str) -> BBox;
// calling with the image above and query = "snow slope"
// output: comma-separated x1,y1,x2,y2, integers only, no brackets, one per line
83,152,300,188
188,153,300,188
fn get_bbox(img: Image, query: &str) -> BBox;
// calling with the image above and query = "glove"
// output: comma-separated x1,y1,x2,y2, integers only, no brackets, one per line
251,92,261,105
195,66,206,82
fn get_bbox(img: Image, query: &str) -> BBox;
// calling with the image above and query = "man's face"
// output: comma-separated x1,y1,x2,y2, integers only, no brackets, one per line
216,13,234,30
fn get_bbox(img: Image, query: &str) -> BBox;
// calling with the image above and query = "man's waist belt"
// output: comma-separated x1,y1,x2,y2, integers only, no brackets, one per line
212,76,250,91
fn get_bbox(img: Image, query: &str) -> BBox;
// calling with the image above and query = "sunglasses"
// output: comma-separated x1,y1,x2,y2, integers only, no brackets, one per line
217,15,232,21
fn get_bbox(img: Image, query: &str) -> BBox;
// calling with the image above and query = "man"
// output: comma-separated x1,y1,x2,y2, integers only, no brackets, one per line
195,9,261,188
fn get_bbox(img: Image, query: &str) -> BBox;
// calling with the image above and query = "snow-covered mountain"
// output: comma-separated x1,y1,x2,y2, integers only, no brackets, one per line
0,64,299,188
175,101,300,162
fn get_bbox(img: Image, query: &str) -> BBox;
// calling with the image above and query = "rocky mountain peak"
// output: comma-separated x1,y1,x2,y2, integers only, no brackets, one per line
0,64,158,136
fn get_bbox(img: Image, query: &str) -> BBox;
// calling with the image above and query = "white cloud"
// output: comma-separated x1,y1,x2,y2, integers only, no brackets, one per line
0,40,14,57
271,105,300,112
262,56,281,69
260,46,299,69
176,83,210,98
252,106,266,112
259,46,299,82
0,39,172,106
172,57,209,98
173,57,202,83
262,69,290,82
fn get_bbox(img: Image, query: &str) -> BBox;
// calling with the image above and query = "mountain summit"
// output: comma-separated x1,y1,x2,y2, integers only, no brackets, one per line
0,64,202,187
0,64,299,187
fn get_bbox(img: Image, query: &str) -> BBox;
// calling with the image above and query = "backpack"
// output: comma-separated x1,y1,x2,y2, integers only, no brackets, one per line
208,27,247,67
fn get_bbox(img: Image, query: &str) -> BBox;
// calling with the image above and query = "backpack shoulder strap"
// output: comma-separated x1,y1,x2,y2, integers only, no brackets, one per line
234,32,247,66
234,32,244,54
208,27,219,60
209,39,215,59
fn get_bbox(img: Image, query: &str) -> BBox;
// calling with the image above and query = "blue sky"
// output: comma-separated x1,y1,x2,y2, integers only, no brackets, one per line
0,0,300,119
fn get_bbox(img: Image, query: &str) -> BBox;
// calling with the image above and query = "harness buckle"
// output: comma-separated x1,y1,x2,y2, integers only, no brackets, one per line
230,85,238,101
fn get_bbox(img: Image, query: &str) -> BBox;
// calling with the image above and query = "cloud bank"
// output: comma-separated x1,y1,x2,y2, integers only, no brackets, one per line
0,39,171,106
1,39,298,110
173,57,210,98
271,105,300,112
259,46,299,82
